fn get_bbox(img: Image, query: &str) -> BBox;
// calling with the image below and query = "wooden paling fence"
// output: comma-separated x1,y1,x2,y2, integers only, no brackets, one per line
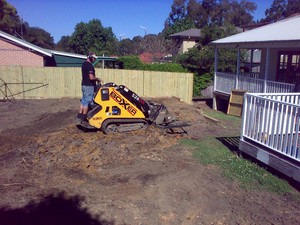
0,66,193,104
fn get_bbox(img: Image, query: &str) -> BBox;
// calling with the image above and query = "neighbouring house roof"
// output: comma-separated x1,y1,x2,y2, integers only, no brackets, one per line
0,30,118,67
211,14,300,48
51,50,86,59
0,31,52,56
52,50,117,61
52,50,118,67
169,29,201,39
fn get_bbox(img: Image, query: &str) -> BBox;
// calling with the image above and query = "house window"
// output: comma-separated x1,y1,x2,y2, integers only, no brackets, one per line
277,51,300,84
241,49,261,78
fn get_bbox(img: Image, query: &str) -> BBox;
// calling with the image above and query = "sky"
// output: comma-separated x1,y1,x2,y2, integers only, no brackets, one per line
8,0,274,43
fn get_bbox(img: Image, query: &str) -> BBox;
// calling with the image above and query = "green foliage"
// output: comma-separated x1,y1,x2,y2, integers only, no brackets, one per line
262,0,286,22
202,109,240,123
177,48,215,96
218,48,237,73
143,63,188,72
0,0,21,35
118,39,134,56
23,26,55,49
193,72,213,96
118,56,187,72
56,35,73,52
286,0,300,16
181,138,294,194
165,0,188,26
163,18,196,37
165,0,257,33
0,1,54,49
69,19,118,55
221,0,257,26
118,56,144,70
261,0,300,23
175,24,239,96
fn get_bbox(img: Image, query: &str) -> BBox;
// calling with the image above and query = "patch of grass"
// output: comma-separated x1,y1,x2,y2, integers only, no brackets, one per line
203,109,240,122
181,138,294,195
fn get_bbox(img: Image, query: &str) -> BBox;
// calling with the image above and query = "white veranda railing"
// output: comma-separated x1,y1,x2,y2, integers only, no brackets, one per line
241,93,300,162
215,72,295,94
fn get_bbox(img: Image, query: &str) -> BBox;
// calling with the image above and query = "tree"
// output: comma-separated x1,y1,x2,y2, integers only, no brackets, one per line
177,24,239,95
187,0,211,27
263,0,287,22
286,0,300,17
143,34,167,54
166,0,188,26
163,18,195,38
163,0,195,36
1,0,55,49
262,0,300,23
118,55,143,70
25,28,54,49
69,19,118,55
21,24,55,49
56,36,73,52
0,0,21,35
222,0,256,26
118,38,134,56
165,0,256,32
131,36,144,55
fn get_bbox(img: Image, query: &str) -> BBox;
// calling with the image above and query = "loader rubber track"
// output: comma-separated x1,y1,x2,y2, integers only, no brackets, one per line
101,118,149,134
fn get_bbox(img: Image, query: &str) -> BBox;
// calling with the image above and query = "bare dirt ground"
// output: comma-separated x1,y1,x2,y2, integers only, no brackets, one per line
0,97,299,225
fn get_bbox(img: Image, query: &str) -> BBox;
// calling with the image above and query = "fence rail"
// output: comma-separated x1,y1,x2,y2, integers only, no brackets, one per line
0,65,193,104
215,72,295,94
241,93,300,162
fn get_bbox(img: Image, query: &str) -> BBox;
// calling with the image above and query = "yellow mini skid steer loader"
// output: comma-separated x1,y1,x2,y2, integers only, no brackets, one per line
77,83,189,134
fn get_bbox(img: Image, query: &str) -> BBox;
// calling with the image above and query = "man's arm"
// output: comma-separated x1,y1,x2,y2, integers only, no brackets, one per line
89,73,103,83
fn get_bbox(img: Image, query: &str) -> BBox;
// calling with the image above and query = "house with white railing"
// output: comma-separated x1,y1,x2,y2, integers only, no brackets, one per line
211,14,300,182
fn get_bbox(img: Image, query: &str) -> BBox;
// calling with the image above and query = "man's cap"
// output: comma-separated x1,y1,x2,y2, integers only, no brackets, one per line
87,52,97,59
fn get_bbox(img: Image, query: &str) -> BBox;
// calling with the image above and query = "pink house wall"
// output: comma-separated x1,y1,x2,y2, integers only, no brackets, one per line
0,39,44,66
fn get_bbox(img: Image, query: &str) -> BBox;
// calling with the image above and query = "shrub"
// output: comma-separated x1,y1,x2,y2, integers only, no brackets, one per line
193,72,213,96
118,56,187,73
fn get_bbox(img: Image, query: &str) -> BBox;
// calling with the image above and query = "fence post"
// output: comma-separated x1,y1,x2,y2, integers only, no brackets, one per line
236,47,240,89
264,48,270,93
213,47,218,110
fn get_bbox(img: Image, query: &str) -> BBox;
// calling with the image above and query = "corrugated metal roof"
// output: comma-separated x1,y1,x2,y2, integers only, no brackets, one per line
169,29,201,38
212,14,300,47
0,31,52,56
51,50,86,59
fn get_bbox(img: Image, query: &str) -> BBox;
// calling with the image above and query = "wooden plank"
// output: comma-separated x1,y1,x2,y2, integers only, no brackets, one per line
227,89,247,117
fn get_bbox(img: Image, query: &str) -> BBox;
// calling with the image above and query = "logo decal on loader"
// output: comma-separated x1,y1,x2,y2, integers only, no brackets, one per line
110,90,137,116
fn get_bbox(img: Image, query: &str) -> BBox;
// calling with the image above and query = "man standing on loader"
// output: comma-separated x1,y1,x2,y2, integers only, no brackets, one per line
76,52,103,125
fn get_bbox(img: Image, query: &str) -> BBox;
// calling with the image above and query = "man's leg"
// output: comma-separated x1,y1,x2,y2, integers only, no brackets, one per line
77,105,87,123
77,85,94,124
81,106,89,122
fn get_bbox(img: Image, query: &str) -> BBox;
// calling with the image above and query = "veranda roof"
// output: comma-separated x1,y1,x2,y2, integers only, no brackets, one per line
211,14,300,48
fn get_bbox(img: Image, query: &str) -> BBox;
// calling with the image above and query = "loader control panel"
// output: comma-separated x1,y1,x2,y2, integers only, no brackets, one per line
101,88,109,101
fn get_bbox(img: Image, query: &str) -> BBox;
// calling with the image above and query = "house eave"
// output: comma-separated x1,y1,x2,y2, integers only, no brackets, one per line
0,31,52,57
51,50,86,59
210,40,300,49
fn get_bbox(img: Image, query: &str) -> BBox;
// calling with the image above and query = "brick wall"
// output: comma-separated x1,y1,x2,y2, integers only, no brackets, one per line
0,39,44,66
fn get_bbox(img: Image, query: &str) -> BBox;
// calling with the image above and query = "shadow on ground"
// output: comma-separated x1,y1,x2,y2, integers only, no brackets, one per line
0,191,117,225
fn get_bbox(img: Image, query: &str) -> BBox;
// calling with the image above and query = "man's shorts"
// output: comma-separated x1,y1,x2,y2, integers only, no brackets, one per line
81,85,94,107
